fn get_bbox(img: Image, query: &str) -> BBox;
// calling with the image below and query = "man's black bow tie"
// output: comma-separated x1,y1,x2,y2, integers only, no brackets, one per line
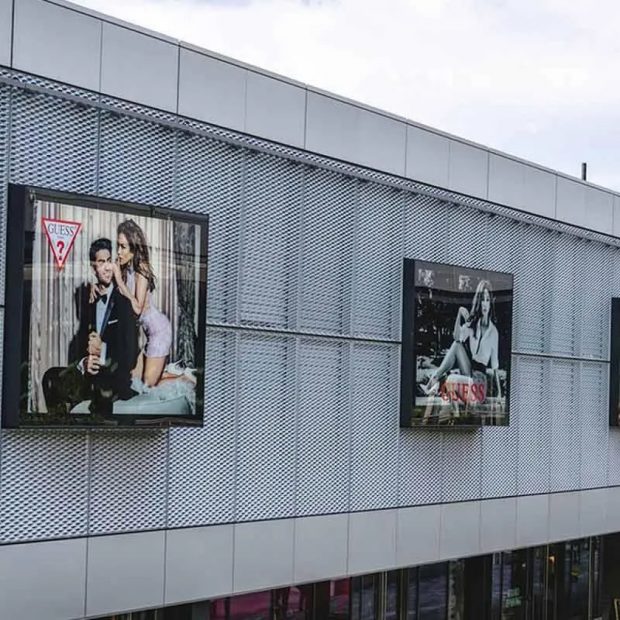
97,293,108,304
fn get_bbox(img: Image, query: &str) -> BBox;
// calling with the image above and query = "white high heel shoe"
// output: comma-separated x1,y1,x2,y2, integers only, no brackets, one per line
421,378,439,396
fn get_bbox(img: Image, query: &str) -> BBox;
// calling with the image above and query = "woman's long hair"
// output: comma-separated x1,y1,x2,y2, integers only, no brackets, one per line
117,219,156,292
468,279,493,329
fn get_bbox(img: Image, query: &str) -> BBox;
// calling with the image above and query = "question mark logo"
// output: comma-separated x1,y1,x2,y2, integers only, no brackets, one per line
56,240,65,256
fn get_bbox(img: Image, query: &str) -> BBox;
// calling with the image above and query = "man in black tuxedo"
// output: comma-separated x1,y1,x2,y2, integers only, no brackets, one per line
42,238,139,416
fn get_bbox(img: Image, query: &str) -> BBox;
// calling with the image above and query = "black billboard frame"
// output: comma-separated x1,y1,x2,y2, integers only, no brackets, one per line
399,258,514,429
2,184,209,429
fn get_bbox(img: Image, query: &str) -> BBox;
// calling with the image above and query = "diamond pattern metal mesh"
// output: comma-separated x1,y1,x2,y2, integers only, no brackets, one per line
398,430,443,506
446,205,489,269
349,342,399,511
516,357,552,494
300,168,356,335
483,213,517,275
512,226,553,354
235,333,297,520
441,431,483,503
404,194,451,264
167,328,237,526
549,234,579,357
580,362,608,488
0,83,9,307
0,70,618,543
0,431,89,542
0,309,3,418
607,430,620,486
578,241,610,360
175,135,244,325
353,184,403,341
480,422,519,499
549,360,580,492
240,153,303,330
608,250,620,485
296,339,350,515
98,111,175,206
88,431,168,534
9,89,98,194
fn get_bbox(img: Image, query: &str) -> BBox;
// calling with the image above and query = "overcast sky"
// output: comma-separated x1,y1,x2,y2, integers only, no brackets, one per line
71,0,620,191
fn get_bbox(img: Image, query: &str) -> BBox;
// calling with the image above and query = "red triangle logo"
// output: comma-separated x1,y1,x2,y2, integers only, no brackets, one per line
42,217,82,270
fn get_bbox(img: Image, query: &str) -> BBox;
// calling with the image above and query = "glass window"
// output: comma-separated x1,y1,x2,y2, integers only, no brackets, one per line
351,575,377,620
228,591,271,620
209,599,229,620
406,567,419,620
315,579,351,620
447,560,464,620
490,554,502,620
590,536,601,619
500,549,528,620
271,586,311,620
562,540,590,620
385,571,400,620
418,562,447,620
529,546,546,620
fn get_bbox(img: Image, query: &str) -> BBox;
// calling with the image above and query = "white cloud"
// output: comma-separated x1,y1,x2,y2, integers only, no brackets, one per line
71,0,620,189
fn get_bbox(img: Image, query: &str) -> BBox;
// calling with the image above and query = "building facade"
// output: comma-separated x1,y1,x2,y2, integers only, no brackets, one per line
1,0,620,618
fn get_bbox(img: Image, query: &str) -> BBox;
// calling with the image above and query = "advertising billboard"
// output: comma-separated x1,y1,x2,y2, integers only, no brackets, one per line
2,186,208,428
609,298,620,426
400,259,513,427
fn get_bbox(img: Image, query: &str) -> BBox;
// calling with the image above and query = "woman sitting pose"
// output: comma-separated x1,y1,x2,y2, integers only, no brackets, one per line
422,279,501,405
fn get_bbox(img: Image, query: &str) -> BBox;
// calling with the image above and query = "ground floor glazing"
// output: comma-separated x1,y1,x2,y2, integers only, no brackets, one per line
97,532,620,620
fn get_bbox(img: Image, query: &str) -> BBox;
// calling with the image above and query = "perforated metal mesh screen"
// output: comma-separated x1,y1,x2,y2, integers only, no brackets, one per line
0,71,619,543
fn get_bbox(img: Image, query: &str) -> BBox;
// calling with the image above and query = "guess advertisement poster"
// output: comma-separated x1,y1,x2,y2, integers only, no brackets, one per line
400,259,513,428
2,186,208,428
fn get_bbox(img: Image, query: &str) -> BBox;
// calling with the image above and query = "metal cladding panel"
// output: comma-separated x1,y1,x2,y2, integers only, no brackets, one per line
296,339,350,515
512,226,554,354
549,360,580,492
299,168,356,335
480,422,518,499
0,70,619,544
578,240,610,360
235,333,297,521
608,425,620,486
0,309,3,420
404,193,451,263
167,329,236,527
0,82,9,306
0,431,89,542
609,250,620,485
440,431,482,503
446,205,489,268
550,234,579,356
483,214,517,274
88,431,168,534
176,135,244,325
580,362,608,488
9,90,98,194
516,357,552,494
98,111,175,206
353,183,403,340
349,342,399,511
240,153,303,330
398,431,443,505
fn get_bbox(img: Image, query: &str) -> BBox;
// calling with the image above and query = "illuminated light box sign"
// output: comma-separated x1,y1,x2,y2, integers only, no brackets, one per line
2,186,208,428
609,299,620,426
400,259,513,428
